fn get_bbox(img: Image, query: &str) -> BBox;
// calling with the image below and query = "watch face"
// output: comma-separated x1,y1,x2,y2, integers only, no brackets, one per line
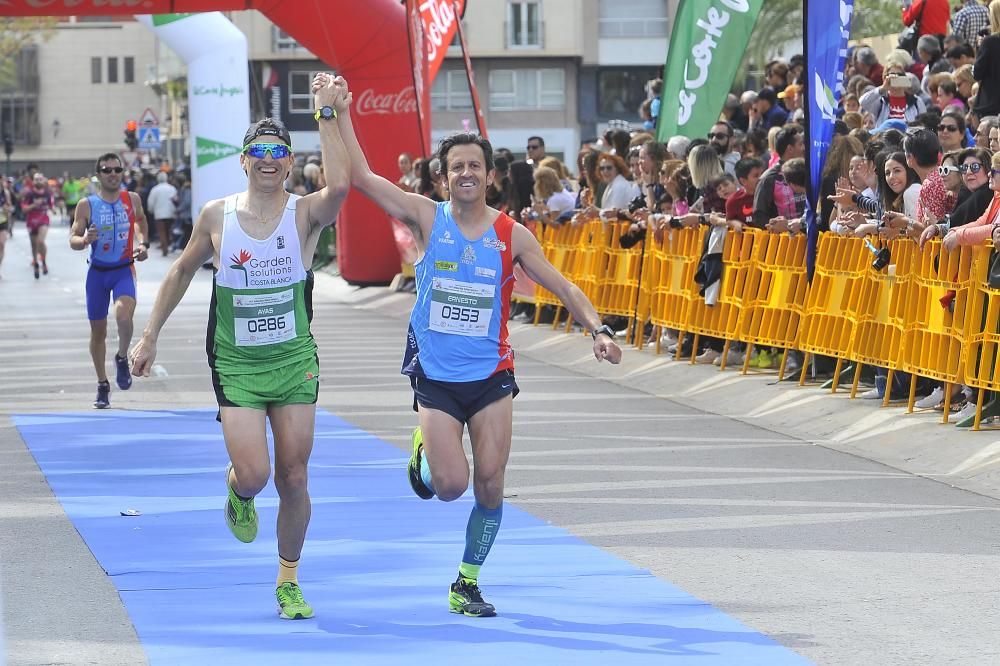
321,106,334,118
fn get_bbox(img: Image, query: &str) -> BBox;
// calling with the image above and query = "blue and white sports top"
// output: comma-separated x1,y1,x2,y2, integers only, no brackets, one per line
402,201,516,382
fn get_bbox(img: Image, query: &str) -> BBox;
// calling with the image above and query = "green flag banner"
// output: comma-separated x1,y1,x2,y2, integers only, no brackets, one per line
152,14,195,27
196,137,242,168
656,0,765,142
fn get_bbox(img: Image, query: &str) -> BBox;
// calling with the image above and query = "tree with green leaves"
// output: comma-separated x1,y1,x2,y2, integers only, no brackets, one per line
0,18,57,90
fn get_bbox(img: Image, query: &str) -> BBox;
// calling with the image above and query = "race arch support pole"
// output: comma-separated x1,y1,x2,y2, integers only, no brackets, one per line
135,13,250,218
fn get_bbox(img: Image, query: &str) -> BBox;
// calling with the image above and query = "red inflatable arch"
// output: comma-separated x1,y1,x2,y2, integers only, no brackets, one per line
5,0,436,285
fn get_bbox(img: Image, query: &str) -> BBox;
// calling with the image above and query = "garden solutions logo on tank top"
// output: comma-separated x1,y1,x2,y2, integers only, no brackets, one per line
229,248,296,287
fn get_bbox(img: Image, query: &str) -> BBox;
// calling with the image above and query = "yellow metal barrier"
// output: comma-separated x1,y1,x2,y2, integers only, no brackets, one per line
735,233,808,375
846,238,917,404
647,227,705,355
687,229,758,368
795,235,869,388
960,244,1000,429
592,221,646,321
898,240,972,416
534,222,586,327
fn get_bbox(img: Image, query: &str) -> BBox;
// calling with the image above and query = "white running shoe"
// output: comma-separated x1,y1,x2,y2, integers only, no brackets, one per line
695,348,721,364
954,400,978,422
860,388,882,400
915,387,945,410
713,349,745,366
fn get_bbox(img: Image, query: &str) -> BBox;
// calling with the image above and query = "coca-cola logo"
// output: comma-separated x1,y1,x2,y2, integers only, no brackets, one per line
355,87,418,116
419,0,462,63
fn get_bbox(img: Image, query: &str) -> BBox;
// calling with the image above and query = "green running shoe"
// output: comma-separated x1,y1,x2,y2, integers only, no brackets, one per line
449,576,496,617
407,427,434,499
224,462,258,543
276,582,314,620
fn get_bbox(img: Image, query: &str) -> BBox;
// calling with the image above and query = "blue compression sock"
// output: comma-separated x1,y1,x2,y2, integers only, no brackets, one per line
461,501,503,574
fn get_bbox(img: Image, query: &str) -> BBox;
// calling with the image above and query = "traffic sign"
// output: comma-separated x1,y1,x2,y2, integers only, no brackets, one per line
139,107,159,126
137,126,161,150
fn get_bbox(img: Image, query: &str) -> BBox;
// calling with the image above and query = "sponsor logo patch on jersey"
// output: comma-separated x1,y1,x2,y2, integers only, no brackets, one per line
483,238,506,251
461,244,476,265
439,230,455,244
475,266,496,279
435,260,458,272
277,235,285,250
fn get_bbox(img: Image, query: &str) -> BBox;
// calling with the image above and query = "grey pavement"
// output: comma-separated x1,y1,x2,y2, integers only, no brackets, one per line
1,224,998,665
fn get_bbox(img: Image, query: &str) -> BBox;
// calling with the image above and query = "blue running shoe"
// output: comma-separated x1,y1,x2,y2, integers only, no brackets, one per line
114,354,132,390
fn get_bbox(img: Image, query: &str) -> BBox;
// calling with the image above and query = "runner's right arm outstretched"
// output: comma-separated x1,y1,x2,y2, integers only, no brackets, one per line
330,78,436,246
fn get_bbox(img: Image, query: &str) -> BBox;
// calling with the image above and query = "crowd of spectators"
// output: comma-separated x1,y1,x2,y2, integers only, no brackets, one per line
387,0,1000,429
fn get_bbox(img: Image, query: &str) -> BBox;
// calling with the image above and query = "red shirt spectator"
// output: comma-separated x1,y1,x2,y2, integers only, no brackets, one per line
902,0,951,39
725,188,756,228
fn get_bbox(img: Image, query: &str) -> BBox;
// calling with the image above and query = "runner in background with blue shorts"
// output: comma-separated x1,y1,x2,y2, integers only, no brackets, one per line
70,152,149,409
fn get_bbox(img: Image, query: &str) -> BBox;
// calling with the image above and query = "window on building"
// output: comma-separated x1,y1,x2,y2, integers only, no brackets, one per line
289,70,323,113
598,0,669,38
507,1,542,48
107,57,118,84
124,57,135,84
597,67,661,117
431,70,473,111
1,47,40,145
488,68,564,111
273,26,307,53
91,57,102,84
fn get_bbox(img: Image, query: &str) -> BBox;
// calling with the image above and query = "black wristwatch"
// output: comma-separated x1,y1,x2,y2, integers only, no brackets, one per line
591,324,615,340
314,105,337,121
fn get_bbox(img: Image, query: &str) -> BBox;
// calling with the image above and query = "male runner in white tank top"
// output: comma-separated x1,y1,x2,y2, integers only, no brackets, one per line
130,76,350,620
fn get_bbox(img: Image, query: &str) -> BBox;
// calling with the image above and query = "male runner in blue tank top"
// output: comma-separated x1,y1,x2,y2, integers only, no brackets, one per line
328,73,623,617
130,77,350,621
70,152,149,409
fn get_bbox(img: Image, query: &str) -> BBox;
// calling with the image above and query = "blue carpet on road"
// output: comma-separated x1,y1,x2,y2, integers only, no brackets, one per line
13,409,809,665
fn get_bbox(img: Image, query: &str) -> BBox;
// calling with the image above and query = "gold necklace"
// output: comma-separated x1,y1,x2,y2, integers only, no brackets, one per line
243,192,287,225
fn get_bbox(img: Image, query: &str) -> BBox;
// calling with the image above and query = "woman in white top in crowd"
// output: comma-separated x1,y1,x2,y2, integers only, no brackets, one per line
593,153,641,218
522,166,577,225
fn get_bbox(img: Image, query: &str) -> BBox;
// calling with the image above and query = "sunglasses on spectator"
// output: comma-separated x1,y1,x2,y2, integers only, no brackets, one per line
98,166,124,174
992,169,1000,178
707,132,730,140
959,163,984,174
937,124,959,132
526,144,541,150
243,143,292,159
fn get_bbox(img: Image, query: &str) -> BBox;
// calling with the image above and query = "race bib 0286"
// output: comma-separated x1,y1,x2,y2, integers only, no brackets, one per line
233,290,296,346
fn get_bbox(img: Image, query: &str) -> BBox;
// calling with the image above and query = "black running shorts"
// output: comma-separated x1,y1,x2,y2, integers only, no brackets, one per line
410,369,518,425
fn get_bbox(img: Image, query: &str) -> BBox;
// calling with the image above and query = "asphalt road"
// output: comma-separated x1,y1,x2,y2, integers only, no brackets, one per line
1,224,998,665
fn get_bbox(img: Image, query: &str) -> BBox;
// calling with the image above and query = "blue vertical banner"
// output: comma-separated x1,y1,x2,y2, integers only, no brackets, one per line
805,0,854,280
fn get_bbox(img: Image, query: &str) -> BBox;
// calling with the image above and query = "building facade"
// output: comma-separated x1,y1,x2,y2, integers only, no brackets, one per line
4,0,674,177
2,16,179,176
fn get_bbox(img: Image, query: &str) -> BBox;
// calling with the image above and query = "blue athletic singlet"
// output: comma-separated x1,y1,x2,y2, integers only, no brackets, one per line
87,192,136,268
402,201,516,382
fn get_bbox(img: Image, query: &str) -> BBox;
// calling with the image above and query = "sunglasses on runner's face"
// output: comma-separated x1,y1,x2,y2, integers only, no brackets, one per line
959,163,984,174
99,166,124,174
243,143,292,159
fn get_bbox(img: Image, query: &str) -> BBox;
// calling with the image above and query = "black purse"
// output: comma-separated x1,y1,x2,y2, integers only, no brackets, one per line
989,249,1000,289
897,0,925,53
